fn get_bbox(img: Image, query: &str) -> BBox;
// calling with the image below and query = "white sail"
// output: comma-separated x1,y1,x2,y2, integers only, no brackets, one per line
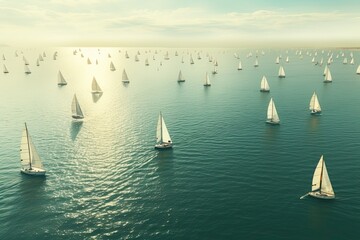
122,69,129,83
145,58,149,66
286,56,289,63
309,92,321,113
343,58,348,64
350,58,354,65
177,70,185,82
204,72,211,86
58,71,67,85
275,56,280,64
260,76,270,92
254,58,259,67
237,61,242,70
357,65,360,75
155,112,172,148
266,98,280,124
110,61,116,71
3,64,9,73
311,155,335,197
91,77,102,93
24,65,31,74
20,123,45,175
71,94,84,119
324,67,332,82
278,66,285,78
323,65,328,76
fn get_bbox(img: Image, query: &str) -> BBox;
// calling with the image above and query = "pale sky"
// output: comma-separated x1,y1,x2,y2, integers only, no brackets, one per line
1,0,360,47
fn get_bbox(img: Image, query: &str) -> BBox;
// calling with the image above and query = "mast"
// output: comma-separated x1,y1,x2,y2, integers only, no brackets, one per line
160,112,163,143
25,123,32,170
319,157,324,193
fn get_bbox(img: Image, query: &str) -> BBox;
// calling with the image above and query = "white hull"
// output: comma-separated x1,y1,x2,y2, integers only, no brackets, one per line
155,143,173,149
309,191,335,199
21,167,46,176
91,90,102,94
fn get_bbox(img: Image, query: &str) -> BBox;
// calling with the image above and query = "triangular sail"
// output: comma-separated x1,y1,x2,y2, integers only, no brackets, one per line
311,155,334,195
20,124,44,170
278,66,285,77
58,71,67,85
309,92,321,112
3,64,9,73
24,65,31,74
156,113,172,144
324,67,332,82
72,94,84,118
267,98,280,123
177,70,184,81
356,65,360,74
110,61,116,71
238,61,242,70
92,77,102,93
260,76,270,91
204,72,211,86
122,69,129,82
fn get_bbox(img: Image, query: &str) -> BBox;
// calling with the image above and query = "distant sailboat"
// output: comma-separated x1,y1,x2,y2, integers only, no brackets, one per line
24,65,31,74
71,94,84,119
203,72,211,86
36,59,40,66
212,66,218,74
91,77,102,93
190,55,194,64
324,67,332,83
87,58,92,64
309,91,321,115
23,56,29,65
254,58,259,67
57,71,67,86
145,58,149,66
350,58,354,65
177,70,185,82
3,64,9,73
125,51,129,58
237,61,242,70
278,66,285,78
135,55,139,62
275,56,280,64
122,69,130,83
260,76,270,92
300,155,335,200
110,61,116,71
39,54,44,61
357,65,360,75
20,123,46,176
286,56,289,63
2,54,5,60
155,112,173,149
266,97,280,125
343,58,348,64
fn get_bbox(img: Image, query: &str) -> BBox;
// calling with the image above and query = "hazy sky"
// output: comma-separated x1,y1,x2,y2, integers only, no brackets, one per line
1,0,360,47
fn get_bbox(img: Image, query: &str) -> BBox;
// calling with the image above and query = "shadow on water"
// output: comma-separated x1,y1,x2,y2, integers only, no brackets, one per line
153,149,174,161
91,92,103,103
70,120,83,141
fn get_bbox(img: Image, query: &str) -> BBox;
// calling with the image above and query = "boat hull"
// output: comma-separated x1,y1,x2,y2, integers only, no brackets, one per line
309,191,335,199
266,120,280,125
260,89,270,92
278,76,285,78
72,115,84,119
155,143,173,149
323,80,332,83
204,84,211,87
310,110,322,115
58,83,67,86
177,80,185,83
21,167,46,176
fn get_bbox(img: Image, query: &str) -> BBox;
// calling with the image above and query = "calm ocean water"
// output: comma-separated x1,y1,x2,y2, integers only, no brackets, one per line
1,47,360,239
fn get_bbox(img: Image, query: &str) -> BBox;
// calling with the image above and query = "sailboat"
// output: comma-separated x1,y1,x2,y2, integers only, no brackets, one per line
91,77,102,93
110,61,116,71
237,61,242,70
254,58,259,67
36,58,40,66
350,58,354,65
145,58,149,66
301,155,335,199
177,70,185,82
278,66,285,78
203,72,211,86
23,57,29,65
122,69,130,83
260,76,270,92
324,67,332,83
190,55,194,64
20,123,46,176
87,58,92,64
309,91,321,115
135,55,139,62
2,54,5,60
357,65,360,75
57,71,67,86
3,64,9,73
266,97,280,125
155,112,173,149
71,94,84,119
24,65,31,74
212,66,218,74
343,58,348,64
275,56,280,64
285,56,289,63
323,65,328,76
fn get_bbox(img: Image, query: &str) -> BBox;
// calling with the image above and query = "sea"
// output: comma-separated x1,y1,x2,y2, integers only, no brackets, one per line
0,47,360,240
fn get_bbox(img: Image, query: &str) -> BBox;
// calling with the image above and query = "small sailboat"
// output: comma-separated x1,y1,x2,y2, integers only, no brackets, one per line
301,155,335,200
350,58,354,65
125,51,129,58
357,65,360,75
3,64,9,73
24,65,31,74
309,91,321,115
190,55,194,64
145,58,149,66
135,55,139,62
237,61,242,70
278,66,285,78
110,61,116,71
23,56,29,65
212,66,218,74
285,56,289,63
122,69,130,83
87,58,92,64
324,67,332,83
177,70,185,82
266,97,280,125
91,77,102,93
20,123,46,176
71,94,84,119
2,54,5,60
39,54,44,61
260,76,270,92
203,72,211,86
343,58,348,64
57,71,67,86
155,112,173,149
275,56,280,64
254,58,259,67
36,59,40,66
